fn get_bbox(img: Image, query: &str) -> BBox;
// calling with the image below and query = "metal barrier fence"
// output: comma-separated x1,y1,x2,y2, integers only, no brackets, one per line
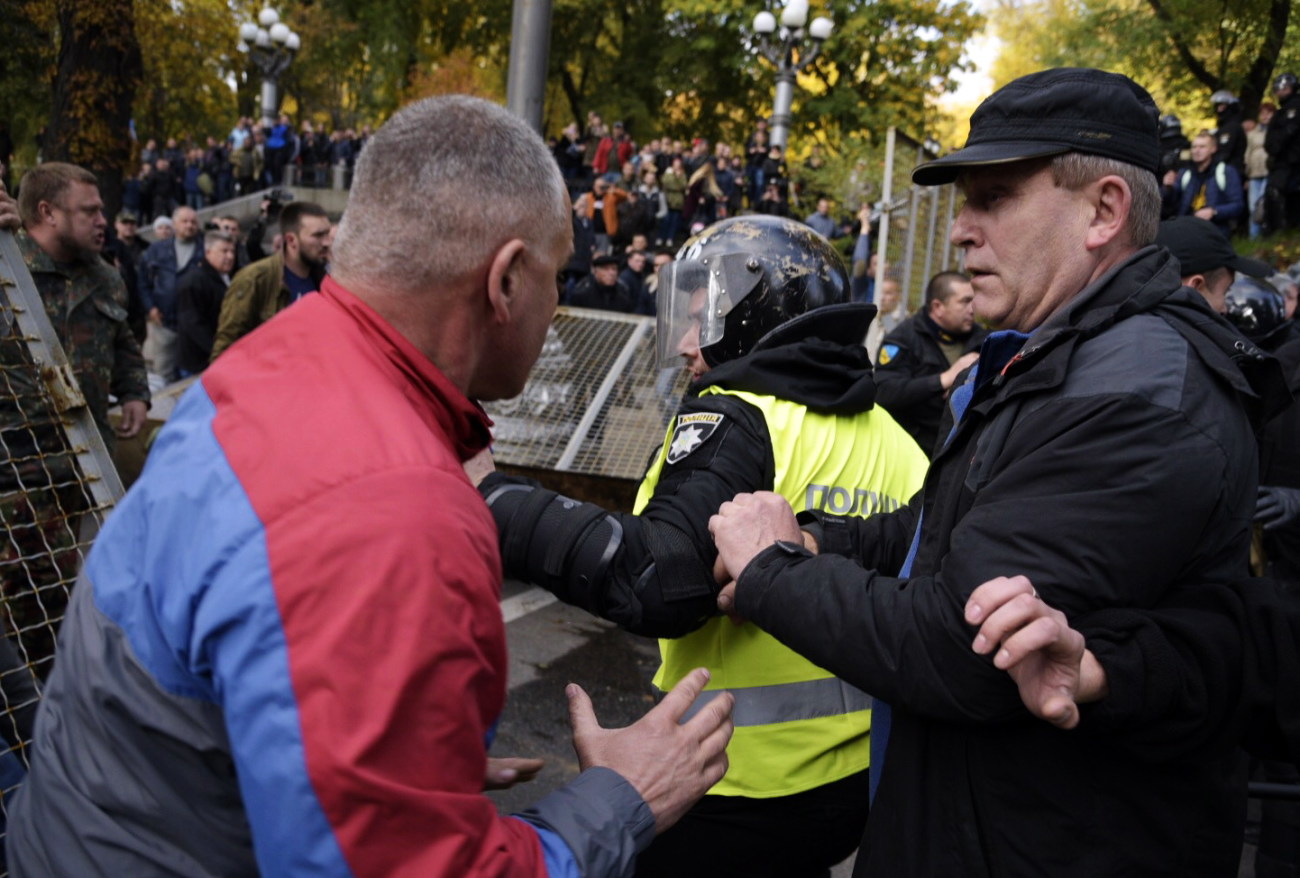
0,231,127,864
873,128,962,314
484,307,689,480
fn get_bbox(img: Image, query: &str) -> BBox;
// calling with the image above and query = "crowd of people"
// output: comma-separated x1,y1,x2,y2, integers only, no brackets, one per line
1159,72,1300,239
122,115,374,223
5,65,1300,878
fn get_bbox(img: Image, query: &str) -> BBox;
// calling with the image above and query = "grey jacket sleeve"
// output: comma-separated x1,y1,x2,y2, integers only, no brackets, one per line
514,767,655,877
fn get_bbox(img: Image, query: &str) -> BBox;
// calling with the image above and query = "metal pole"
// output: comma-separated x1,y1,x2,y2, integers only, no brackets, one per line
876,127,895,308
260,78,277,128
900,145,924,303
771,61,797,149
506,0,553,134
923,185,939,286
944,187,958,271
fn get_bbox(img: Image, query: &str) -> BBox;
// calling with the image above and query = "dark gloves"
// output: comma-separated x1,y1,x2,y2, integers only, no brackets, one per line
1255,486,1300,530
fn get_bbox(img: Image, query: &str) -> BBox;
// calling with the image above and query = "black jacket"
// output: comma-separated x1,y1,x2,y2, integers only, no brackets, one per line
1266,93,1300,189
565,276,638,313
874,311,987,455
481,305,884,638
734,248,1287,877
175,260,228,375
1258,323,1300,581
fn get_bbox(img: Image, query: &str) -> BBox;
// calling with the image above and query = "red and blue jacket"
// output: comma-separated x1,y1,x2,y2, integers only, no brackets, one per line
8,277,653,877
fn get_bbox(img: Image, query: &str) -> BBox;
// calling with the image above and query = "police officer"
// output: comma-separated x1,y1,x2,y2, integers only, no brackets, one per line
1211,89,1247,179
478,215,928,878
1266,72,1300,230
874,271,988,456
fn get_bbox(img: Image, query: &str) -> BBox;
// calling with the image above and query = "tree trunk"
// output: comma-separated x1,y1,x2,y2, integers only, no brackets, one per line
45,0,142,222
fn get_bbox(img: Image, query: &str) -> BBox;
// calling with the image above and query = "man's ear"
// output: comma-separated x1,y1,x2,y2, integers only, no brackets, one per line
1085,175,1131,251
1183,272,1208,293
486,238,527,324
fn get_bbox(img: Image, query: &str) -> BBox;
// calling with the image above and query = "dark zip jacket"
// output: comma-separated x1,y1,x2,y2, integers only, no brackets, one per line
732,247,1288,877
874,311,988,455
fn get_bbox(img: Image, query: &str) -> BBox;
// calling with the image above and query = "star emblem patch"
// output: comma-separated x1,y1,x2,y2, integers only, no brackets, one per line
666,412,725,464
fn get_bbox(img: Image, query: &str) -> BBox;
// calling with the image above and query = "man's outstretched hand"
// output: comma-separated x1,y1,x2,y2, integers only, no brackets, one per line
569,667,733,833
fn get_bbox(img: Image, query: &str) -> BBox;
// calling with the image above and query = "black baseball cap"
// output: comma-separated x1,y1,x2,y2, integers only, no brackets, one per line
1156,216,1270,278
592,254,620,267
913,68,1161,186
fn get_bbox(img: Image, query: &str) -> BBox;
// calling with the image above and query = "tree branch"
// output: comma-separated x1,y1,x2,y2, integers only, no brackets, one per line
1144,0,1217,91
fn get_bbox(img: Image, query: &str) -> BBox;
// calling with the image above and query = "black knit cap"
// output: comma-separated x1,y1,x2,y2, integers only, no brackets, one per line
913,68,1161,186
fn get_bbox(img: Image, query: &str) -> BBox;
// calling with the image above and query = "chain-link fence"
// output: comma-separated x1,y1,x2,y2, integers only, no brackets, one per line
484,307,688,481
0,232,126,865
872,129,962,314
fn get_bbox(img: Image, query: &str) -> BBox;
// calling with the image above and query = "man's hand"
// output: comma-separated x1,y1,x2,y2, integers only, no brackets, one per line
0,181,18,231
1255,485,1300,530
115,400,149,439
483,756,544,791
1194,207,1216,221
709,492,802,616
463,447,495,486
940,351,980,391
148,307,163,326
965,575,1106,730
569,667,732,833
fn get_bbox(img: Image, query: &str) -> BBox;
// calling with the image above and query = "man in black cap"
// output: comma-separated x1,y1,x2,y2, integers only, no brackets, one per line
1156,214,1271,312
707,67,1283,876
566,253,638,313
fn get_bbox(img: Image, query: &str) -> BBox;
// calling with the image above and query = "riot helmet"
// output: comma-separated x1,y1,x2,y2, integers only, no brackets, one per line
656,215,851,369
1225,275,1288,342
1210,89,1238,106
1158,114,1183,139
1274,72,1298,95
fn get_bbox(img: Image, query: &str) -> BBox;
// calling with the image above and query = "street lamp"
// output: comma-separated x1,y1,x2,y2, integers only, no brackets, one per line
751,2,833,150
237,7,300,128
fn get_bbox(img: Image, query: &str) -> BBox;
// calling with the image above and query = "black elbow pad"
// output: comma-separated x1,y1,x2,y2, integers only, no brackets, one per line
481,475,623,611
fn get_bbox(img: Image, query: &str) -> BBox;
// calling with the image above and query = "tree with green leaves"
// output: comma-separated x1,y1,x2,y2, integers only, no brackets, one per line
991,0,1296,119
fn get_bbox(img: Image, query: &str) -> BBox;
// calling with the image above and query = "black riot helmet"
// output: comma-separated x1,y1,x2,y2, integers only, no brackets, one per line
1275,72,1298,95
1225,275,1288,343
1158,114,1183,140
656,215,853,369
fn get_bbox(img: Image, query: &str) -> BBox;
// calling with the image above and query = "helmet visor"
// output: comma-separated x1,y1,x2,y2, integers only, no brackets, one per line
654,253,762,370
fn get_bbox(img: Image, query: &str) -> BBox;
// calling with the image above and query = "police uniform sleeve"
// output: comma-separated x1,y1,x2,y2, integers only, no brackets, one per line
873,331,943,414
481,392,773,638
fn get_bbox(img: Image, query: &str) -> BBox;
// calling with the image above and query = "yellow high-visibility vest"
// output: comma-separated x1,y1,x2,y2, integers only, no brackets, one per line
638,387,928,798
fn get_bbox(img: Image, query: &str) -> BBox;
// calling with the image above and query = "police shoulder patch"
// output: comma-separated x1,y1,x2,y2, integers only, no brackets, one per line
666,412,725,464
879,343,899,366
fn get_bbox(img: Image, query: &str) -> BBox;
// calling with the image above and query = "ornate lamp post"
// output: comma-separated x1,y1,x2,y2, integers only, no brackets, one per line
237,7,301,129
751,1,833,150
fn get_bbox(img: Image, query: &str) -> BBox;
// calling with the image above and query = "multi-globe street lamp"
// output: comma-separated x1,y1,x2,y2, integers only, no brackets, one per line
751,0,833,149
237,8,301,129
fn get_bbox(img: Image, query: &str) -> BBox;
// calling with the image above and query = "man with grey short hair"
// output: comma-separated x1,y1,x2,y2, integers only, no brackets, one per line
9,96,733,877
709,67,1283,875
